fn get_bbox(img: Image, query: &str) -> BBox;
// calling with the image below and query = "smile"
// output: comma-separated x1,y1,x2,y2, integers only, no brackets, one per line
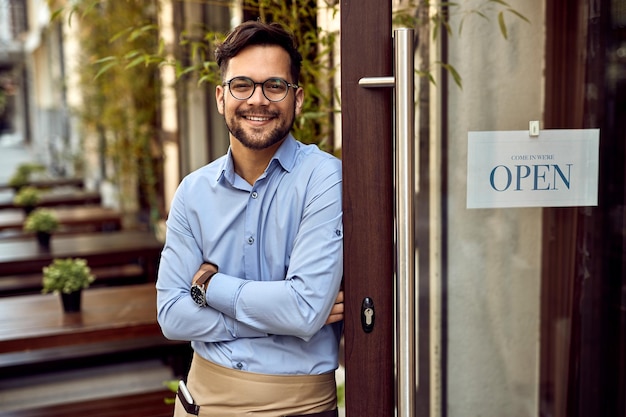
245,115,272,122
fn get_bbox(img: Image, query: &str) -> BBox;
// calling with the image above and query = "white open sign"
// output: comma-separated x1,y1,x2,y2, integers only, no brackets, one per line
467,129,599,208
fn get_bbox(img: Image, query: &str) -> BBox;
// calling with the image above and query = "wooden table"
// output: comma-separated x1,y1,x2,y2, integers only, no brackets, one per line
0,230,163,278
0,284,184,417
0,190,101,210
0,206,122,232
0,177,84,192
0,284,162,354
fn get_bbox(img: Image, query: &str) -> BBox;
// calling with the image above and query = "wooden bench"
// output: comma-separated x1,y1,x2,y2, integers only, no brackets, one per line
0,264,146,297
1,389,175,417
0,335,190,373
0,283,170,353
0,190,102,210
0,284,190,416
0,230,163,279
0,283,192,374
0,177,85,192
0,206,123,235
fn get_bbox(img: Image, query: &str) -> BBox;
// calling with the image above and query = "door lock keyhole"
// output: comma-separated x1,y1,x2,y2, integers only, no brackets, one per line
361,297,375,333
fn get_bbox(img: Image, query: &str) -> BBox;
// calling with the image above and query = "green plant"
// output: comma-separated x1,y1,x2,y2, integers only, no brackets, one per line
8,163,46,189
393,0,530,88
51,0,339,153
8,172,29,189
336,381,345,408
23,208,60,233
49,0,163,228
13,186,41,207
236,0,339,149
48,0,528,229
42,258,96,294
163,380,178,405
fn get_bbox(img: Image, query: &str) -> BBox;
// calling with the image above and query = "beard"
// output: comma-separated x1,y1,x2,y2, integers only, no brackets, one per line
224,104,296,150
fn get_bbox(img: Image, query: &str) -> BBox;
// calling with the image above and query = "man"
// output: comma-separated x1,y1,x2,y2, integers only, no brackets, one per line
156,20,344,417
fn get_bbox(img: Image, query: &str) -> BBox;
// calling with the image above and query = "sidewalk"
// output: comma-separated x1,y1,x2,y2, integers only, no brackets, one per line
0,133,33,183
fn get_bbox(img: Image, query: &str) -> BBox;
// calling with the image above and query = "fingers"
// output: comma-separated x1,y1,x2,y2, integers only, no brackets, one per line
325,313,343,325
325,290,345,324
329,302,344,316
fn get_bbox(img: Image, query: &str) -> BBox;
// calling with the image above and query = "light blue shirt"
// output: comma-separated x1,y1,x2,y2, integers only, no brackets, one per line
157,135,343,375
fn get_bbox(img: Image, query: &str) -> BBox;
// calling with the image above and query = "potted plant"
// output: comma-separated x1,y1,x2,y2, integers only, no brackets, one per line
13,186,41,214
42,258,96,313
8,171,29,191
23,208,60,247
8,163,46,191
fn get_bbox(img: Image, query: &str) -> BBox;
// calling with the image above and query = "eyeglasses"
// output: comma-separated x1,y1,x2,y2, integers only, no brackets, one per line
223,76,299,102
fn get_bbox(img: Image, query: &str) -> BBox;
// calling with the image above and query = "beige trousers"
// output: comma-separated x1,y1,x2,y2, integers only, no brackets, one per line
174,353,337,417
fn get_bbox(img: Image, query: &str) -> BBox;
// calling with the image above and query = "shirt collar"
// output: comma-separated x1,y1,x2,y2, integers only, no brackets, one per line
216,134,299,184
270,134,298,173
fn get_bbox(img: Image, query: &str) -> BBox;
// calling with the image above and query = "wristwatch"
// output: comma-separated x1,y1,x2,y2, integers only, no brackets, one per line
190,269,217,307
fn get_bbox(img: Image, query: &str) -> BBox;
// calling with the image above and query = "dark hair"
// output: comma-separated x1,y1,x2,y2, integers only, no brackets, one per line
215,21,302,84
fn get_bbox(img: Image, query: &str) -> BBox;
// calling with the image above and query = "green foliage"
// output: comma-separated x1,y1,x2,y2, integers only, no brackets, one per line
163,380,178,405
242,0,339,149
50,0,163,226
163,379,179,393
393,0,530,88
15,162,45,177
24,208,60,233
47,0,529,224
0,90,5,114
42,258,95,294
8,172,30,189
68,0,339,152
393,0,529,40
49,0,340,225
13,186,41,207
8,163,46,189
336,381,345,407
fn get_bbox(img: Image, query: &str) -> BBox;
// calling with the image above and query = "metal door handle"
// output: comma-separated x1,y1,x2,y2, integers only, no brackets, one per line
359,28,416,417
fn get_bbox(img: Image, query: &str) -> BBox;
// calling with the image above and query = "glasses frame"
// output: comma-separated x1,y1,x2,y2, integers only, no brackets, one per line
223,76,299,102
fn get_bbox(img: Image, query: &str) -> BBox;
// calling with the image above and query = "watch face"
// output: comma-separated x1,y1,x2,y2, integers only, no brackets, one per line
191,284,207,307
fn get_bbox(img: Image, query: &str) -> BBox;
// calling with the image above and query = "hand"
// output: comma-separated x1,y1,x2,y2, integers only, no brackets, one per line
325,290,344,325
192,262,218,285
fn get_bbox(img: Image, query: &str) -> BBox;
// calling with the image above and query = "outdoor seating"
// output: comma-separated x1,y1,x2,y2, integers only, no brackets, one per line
1,390,175,417
0,264,145,297
0,206,123,238
0,229,163,278
0,177,85,192
0,189,102,210
0,284,186,417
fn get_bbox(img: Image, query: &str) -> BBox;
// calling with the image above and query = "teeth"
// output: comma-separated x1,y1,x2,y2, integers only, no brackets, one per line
247,116,270,122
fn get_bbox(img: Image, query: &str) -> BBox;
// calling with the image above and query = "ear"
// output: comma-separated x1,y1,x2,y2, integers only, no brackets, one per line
294,87,304,116
215,85,225,115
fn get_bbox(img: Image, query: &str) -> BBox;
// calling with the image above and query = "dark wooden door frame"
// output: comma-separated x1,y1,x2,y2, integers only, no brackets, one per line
542,1,626,417
341,1,395,416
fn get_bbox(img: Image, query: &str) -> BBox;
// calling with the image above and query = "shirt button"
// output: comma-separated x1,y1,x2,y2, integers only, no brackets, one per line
247,236,254,244
251,191,258,199
236,362,243,369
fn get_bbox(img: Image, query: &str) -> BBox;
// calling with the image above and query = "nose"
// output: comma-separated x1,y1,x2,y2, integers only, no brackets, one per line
246,84,270,105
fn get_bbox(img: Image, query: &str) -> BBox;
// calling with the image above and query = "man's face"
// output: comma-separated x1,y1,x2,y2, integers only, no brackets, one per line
216,45,303,150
